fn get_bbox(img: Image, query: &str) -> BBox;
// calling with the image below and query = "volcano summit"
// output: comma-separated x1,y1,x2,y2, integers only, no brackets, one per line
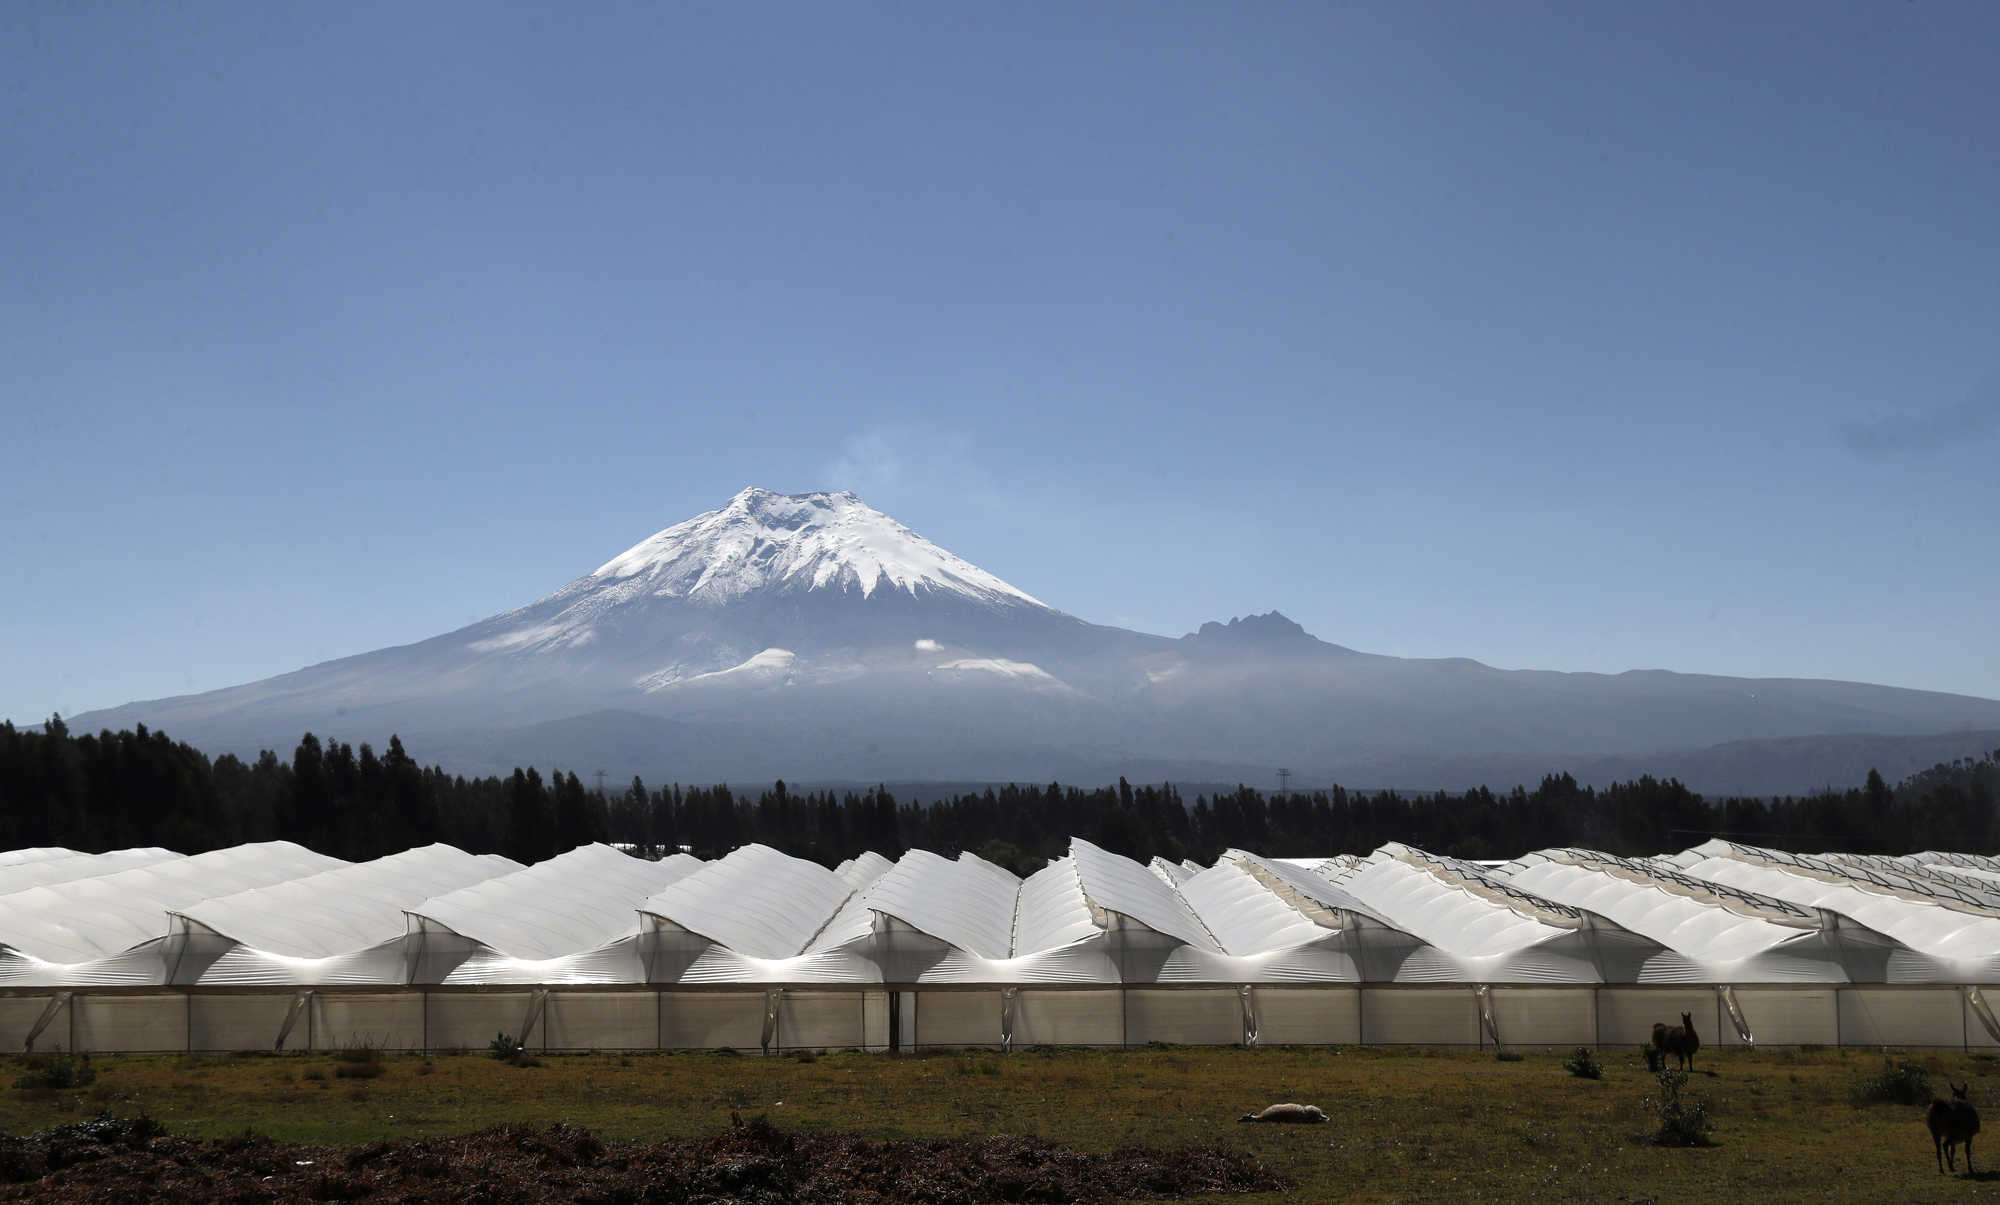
67,488,2000,793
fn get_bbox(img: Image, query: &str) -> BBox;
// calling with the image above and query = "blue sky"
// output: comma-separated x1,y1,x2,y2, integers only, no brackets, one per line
4,1,1998,725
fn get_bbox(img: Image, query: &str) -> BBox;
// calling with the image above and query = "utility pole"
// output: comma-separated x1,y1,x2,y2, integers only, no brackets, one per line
594,769,608,798
1276,768,1292,797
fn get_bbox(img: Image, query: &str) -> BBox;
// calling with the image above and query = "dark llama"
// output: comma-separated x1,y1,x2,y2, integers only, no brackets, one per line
1651,1011,1699,1073
1927,1081,1980,1175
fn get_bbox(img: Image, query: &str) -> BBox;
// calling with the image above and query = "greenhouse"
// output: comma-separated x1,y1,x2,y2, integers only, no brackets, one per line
1,836,1997,1055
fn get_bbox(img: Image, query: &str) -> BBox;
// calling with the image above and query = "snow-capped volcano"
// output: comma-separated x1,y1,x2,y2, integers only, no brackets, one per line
589,488,1048,608
467,488,1064,660
61,487,2000,795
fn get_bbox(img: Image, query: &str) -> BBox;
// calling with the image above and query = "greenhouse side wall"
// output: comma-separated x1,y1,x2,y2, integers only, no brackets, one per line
3,985,1995,1054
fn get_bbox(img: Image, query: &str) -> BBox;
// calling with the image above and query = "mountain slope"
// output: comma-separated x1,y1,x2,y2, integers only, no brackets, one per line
65,487,2000,794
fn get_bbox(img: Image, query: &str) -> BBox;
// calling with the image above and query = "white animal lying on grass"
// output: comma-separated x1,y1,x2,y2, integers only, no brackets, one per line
1237,1103,1328,1123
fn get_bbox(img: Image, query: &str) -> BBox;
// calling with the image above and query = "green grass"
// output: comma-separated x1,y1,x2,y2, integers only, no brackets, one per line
5,1044,1995,1202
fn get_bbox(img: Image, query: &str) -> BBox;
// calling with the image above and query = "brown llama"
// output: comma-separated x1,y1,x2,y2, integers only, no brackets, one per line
1651,1011,1699,1072
1927,1081,1980,1175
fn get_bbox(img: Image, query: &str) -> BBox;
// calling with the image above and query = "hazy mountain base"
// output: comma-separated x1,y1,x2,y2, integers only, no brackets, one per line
60,489,2000,799
364,713,2000,800
70,624,2000,799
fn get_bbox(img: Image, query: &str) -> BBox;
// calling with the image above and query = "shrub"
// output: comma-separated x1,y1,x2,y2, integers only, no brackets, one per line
12,1048,95,1092
334,1061,385,1080
334,1042,381,1066
1852,1057,1931,1106
1564,1047,1603,1079
490,1032,528,1065
1648,1067,1714,1146
1493,1051,1523,1062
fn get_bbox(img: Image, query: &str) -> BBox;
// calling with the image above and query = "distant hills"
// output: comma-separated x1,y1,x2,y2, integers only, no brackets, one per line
67,487,2000,796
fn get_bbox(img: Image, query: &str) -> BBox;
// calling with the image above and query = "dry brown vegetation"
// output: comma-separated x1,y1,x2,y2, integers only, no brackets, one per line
2,1044,1997,1202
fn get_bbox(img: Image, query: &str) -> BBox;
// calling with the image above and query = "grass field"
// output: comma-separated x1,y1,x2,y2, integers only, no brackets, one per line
5,1044,1997,1202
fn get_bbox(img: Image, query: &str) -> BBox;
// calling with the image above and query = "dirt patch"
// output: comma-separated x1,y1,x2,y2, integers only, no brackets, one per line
0,1113,1286,1202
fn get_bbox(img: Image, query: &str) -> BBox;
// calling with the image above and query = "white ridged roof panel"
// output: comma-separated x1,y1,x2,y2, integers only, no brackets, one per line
835,851,895,891
642,844,853,959
1677,843,2000,963
413,845,700,961
856,849,1019,959
176,844,522,958
1179,860,1329,955
1011,856,1101,955
1069,838,1218,951
1337,853,1578,959
0,848,81,867
0,841,347,963
0,848,184,896
1503,851,1823,965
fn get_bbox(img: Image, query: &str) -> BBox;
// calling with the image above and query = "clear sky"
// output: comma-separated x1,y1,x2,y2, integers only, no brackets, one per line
4,1,1998,726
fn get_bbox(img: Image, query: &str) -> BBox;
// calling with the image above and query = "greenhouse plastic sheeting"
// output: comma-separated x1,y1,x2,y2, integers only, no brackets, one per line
1488,988,1597,1048
1728,988,1839,1047
310,992,425,1052
910,989,1004,1048
660,992,766,1051
1837,987,1967,1048
1251,987,1359,1045
73,994,187,1053
542,991,659,1051
1123,988,1245,1046
1359,987,1480,1046
1010,989,1125,1047
189,993,297,1052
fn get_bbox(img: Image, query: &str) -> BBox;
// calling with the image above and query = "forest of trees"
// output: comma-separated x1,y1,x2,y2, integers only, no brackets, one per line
0,717,1995,876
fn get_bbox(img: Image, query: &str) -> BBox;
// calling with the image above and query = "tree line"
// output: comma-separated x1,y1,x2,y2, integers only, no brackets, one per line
0,717,1993,875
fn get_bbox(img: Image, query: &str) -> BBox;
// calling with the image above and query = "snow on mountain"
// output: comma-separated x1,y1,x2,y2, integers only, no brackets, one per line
591,487,1047,607
932,657,1070,689
468,488,1055,659
639,648,798,693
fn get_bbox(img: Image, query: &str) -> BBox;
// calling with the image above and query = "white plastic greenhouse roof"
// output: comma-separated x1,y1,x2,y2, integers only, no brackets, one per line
835,851,895,891
1070,838,1220,952
173,844,523,958
1715,841,2000,913
1336,848,1583,960
855,848,1019,959
1299,854,1367,880
1377,844,1585,925
0,848,183,896
1502,849,1832,968
0,842,346,964
1675,840,2000,964
957,850,1022,895
1012,855,1103,955
0,847,79,866
9,838,2000,988
643,843,855,959
1907,851,2000,874
1178,858,1332,956
411,844,700,961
